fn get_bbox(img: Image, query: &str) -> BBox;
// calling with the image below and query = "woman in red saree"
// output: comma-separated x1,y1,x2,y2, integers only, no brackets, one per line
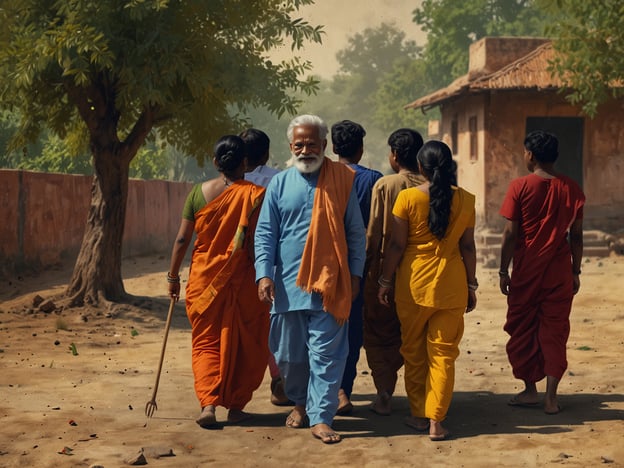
499,130,585,415
168,135,270,428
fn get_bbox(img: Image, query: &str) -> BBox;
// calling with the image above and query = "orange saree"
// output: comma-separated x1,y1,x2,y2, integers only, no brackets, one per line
185,181,270,410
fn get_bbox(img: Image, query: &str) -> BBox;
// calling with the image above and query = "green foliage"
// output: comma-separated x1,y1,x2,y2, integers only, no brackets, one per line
540,0,624,116
1,111,92,173
0,0,324,164
372,56,439,138
413,0,549,85
333,23,421,127
20,133,92,174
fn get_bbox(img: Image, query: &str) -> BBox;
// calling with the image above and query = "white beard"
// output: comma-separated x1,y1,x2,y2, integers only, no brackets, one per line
291,152,324,174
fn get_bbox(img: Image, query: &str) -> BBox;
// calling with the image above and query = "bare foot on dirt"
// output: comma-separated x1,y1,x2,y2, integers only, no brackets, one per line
285,405,306,428
508,390,540,406
336,388,353,415
370,391,391,416
543,396,562,415
429,419,450,441
311,423,341,444
404,415,429,431
196,405,217,428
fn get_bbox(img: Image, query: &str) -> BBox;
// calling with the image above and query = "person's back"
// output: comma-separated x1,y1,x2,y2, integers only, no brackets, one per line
240,128,280,188
393,185,475,309
363,128,426,416
167,135,270,429
349,163,383,226
508,173,583,256
377,140,477,441
331,120,382,226
499,130,585,416
330,119,382,414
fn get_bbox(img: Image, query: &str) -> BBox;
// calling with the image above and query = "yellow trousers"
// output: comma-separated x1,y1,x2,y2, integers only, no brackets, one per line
395,301,464,421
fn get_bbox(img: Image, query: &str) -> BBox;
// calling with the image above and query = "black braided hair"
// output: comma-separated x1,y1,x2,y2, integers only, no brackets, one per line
417,140,455,239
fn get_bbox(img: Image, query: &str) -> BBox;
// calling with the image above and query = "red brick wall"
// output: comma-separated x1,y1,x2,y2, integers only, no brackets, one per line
0,169,193,275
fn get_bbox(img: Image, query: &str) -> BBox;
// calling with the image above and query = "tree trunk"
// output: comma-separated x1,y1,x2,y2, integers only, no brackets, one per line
66,145,130,306
63,77,156,307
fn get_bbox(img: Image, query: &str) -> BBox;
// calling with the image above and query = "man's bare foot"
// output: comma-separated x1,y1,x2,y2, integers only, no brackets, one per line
285,405,306,428
404,415,429,431
336,389,353,416
196,405,217,428
311,423,341,444
370,391,391,416
508,390,539,406
429,419,450,441
227,409,253,424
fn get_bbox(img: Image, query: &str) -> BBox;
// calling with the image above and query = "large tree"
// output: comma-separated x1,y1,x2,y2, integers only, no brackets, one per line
0,0,322,306
413,0,548,85
539,0,624,116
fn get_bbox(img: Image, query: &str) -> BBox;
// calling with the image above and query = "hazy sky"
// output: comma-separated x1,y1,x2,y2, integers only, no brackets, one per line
270,0,427,78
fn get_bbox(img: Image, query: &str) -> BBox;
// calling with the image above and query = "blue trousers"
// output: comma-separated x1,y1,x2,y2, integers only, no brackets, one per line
269,309,348,426
341,283,364,397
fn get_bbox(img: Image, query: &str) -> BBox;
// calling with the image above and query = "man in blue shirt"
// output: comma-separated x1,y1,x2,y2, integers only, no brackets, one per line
331,120,383,415
255,114,366,444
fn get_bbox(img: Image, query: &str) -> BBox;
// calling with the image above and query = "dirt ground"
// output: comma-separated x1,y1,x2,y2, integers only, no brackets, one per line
1,253,623,467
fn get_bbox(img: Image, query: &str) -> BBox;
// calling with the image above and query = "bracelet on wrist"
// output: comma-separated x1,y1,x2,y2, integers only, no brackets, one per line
167,272,180,283
468,281,479,291
377,276,393,288
498,270,509,277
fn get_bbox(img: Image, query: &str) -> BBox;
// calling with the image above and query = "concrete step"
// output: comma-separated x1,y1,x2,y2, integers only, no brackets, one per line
476,230,616,265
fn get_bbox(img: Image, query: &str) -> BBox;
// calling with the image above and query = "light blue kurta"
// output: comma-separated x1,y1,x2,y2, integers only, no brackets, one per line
254,166,366,313
254,164,366,426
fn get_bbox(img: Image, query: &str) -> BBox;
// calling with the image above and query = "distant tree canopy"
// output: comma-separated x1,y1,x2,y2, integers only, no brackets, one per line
0,0,323,305
539,0,624,116
333,23,425,137
413,0,549,86
244,22,429,173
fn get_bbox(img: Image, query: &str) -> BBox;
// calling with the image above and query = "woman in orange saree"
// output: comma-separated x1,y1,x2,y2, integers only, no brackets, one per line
168,135,270,428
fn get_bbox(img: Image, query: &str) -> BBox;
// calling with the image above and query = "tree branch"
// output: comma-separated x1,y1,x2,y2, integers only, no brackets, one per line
121,104,159,163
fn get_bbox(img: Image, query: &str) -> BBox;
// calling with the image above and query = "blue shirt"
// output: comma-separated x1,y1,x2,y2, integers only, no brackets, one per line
348,163,383,227
254,166,366,313
244,165,280,188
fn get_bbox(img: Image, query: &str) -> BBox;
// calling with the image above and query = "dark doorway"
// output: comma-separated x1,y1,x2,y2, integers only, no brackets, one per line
526,117,584,188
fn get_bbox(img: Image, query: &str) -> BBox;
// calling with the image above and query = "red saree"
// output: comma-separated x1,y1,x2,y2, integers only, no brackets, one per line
500,174,585,381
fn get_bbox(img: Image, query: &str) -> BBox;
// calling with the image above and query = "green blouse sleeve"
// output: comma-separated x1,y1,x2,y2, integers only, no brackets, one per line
182,183,207,221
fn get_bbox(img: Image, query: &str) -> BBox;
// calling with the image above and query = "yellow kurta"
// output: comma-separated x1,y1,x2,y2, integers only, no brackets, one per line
391,186,475,422
393,187,475,309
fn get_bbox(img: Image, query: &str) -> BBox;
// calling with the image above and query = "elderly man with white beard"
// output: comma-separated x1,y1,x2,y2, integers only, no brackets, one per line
255,114,366,444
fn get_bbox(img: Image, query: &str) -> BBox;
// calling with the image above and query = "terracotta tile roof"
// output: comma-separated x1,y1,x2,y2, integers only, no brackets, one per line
405,42,563,110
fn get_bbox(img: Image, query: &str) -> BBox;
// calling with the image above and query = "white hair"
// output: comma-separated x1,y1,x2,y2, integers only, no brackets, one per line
286,114,328,143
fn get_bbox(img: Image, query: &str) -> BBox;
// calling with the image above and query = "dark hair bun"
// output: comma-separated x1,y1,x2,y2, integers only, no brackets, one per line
214,135,245,173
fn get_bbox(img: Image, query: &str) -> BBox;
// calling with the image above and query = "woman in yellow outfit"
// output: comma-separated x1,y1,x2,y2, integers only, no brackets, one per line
378,140,477,441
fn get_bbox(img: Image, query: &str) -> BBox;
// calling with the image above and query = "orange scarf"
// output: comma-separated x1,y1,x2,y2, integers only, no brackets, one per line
296,157,355,321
